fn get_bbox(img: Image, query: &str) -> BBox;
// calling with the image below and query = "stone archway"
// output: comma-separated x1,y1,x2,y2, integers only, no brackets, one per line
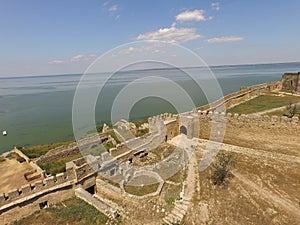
180,125,187,135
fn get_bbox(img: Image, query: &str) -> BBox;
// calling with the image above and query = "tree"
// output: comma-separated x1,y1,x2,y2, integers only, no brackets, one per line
211,152,236,186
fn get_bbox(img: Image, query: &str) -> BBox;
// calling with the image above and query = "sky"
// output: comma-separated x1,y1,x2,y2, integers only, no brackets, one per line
0,0,300,77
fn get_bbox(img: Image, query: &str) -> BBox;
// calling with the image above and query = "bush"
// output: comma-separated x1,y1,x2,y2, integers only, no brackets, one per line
211,152,236,186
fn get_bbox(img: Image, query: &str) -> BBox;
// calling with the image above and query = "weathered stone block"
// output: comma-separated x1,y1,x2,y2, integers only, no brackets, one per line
0,193,6,204
45,176,56,187
8,188,19,200
33,180,45,191
271,115,279,122
56,173,65,184
20,184,32,195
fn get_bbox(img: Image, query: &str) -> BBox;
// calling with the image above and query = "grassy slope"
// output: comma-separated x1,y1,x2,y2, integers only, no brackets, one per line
13,197,109,225
227,95,300,114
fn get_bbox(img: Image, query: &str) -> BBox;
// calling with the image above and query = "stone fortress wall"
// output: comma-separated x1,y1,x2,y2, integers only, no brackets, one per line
0,156,98,223
1,74,299,222
281,72,300,92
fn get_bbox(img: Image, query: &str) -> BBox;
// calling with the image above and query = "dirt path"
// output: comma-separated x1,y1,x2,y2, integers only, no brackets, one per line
234,171,300,221
197,139,300,164
250,102,300,116
163,135,199,224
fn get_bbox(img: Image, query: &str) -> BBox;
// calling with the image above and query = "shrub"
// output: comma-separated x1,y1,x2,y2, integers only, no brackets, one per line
211,152,236,186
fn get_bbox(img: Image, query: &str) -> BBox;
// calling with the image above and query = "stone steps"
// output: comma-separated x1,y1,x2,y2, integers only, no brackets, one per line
162,200,191,224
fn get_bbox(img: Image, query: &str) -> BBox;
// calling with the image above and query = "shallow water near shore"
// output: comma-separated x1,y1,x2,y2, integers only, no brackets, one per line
0,62,299,153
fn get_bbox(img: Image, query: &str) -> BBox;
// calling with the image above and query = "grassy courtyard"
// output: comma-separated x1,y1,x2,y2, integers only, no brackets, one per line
227,94,300,114
13,197,110,225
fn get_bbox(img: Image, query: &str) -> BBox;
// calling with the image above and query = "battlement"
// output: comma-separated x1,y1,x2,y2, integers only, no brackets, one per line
197,110,299,125
0,155,99,211
0,169,75,210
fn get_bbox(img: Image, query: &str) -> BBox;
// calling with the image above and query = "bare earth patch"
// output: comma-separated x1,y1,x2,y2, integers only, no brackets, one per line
0,158,39,194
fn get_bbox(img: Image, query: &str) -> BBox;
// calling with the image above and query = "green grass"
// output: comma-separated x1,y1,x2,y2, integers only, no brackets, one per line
135,128,149,137
38,153,82,175
20,141,73,159
132,119,148,128
13,197,110,225
103,142,115,151
124,183,159,196
166,198,176,205
106,130,121,144
227,95,300,114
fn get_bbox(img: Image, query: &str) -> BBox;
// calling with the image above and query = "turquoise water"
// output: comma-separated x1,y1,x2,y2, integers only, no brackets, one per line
0,63,299,152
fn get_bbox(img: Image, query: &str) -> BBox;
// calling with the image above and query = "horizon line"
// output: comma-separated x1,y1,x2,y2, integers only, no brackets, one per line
1,60,299,79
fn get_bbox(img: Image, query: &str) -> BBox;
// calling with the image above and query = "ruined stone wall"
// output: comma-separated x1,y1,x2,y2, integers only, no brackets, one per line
197,110,300,156
165,120,180,141
0,185,74,224
0,168,75,211
0,155,98,222
281,72,300,92
37,134,108,165
96,179,122,197
198,81,281,112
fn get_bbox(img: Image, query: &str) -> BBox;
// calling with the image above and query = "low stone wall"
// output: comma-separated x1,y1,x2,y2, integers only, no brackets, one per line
0,185,74,224
37,144,80,165
198,81,281,112
13,147,30,163
96,179,122,196
75,188,118,219
0,170,75,210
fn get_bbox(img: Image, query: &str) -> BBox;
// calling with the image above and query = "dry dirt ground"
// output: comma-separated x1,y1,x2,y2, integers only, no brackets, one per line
184,139,300,225
0,158,39,194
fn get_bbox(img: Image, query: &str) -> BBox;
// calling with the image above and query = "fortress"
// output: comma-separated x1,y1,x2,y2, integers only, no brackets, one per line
1,73,300,224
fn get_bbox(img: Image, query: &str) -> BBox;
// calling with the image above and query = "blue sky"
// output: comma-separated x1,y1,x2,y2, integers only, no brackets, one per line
0,0,300,77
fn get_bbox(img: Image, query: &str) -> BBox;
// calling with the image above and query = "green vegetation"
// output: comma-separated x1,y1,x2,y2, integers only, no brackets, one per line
228,95,300,114
211,152,236,186
96,123,112,133
166,198,176,205
132,119,148,128
13,197,109,225
135,128,149,137
124,183,159,196
38,153,82,175
106,130,121,144
21,141,73,159
103,142,115,151
163,183,182,207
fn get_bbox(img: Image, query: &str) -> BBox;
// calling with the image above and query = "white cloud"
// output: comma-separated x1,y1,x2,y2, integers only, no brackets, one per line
205,36,245,44
103,1,110,7
48,60,64,65
49,54,97,65
176,9,212,22
70,54,97,62
136,24,203,43
113,45,165,57
212,2,220,11
109,5,118,12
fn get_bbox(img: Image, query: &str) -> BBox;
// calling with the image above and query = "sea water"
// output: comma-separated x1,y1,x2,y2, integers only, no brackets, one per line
0,62,299,152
